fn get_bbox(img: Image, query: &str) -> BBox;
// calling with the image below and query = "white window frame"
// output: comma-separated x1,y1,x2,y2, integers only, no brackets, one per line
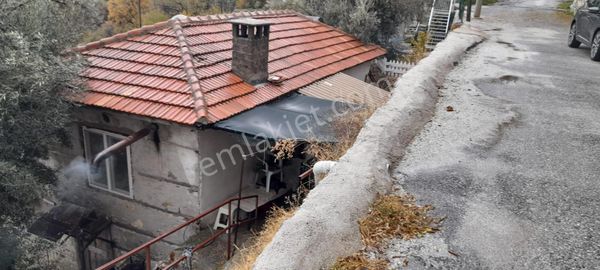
82,127,134,198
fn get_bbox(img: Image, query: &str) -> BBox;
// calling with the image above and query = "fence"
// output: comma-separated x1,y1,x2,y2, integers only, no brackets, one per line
375,58,416,79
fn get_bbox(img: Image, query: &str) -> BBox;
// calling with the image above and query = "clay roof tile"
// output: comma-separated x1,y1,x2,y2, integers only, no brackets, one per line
74,11,385,125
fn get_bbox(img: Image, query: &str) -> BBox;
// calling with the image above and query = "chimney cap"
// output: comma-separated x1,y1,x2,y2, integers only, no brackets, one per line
229,18,271,26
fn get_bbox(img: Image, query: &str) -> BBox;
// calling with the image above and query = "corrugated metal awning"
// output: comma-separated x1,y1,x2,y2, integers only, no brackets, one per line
299,73,390,107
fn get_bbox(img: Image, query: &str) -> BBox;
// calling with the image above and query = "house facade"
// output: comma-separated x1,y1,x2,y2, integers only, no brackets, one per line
41,10,386,269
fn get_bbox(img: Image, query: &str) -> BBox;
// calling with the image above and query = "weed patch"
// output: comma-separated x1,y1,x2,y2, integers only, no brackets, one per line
403,32,428,63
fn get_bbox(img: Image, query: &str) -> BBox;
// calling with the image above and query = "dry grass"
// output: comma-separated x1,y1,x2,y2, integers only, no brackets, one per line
331,254,388,270
331,194,440,270
271,139,297,160
230,204,298,270
359,195,440,247
304,106,377,161
402,32,429,63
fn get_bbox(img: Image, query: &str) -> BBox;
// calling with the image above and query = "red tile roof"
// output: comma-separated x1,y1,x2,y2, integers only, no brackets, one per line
75,10,386,125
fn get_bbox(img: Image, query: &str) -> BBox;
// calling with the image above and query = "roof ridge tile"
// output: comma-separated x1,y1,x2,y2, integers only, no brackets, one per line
73,10,299,53
73,21,171,52
170,18,209,124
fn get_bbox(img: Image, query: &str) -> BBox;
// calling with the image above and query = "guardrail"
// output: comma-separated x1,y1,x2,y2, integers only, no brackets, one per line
96,195,259,270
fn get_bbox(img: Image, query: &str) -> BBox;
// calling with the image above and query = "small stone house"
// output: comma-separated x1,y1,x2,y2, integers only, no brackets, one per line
41,10,386,269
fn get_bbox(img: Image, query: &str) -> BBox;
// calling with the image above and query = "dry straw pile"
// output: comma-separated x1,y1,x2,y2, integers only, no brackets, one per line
359,195,440,247
331,254,387,270
331,195,441,270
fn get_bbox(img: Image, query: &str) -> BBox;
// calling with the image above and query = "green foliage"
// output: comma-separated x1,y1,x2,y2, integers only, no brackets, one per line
558,0,575,14
0,225,59,269
346,0,380,48
0,0,101,226
267,0,426,55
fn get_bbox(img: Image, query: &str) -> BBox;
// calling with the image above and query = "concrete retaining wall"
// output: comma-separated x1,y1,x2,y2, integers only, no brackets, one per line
252,26,486,270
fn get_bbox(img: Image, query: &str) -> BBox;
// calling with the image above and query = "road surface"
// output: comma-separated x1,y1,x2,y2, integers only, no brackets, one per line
384,1,600,269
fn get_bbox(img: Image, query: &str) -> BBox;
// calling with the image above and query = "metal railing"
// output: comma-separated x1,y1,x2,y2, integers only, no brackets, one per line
96,195,259,270
427,0,437,35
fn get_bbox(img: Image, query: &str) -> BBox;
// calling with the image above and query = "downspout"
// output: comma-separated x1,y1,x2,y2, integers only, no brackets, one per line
92,124,158,167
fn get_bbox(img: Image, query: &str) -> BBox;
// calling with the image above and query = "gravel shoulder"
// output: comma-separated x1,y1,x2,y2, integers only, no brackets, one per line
385,3,600,270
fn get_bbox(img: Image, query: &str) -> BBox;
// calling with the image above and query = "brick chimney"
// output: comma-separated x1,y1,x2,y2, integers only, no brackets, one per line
230,18,271,85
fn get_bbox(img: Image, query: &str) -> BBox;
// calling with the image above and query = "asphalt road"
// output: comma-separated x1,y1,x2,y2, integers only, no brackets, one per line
384,1,600,269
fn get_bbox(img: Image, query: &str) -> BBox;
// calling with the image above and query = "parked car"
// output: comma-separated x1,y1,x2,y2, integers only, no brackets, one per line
568,0,600,61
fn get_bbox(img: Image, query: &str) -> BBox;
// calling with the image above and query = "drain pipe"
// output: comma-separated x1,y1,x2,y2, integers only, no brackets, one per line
92,124,157,167
313,161,337,185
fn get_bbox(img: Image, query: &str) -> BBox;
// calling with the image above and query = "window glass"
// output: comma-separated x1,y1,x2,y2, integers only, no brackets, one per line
83,128,132,197
87,131,108,187
108,136,130,193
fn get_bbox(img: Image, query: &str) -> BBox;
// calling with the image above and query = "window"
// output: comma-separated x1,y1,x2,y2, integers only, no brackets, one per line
83,127,133,197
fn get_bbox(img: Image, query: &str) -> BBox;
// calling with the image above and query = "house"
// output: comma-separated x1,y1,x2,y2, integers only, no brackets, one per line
40,10,386,269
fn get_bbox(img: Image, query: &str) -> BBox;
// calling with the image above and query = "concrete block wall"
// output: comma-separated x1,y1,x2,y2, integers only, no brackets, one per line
197,129,261,214
341,61,373,81
50,107,202,259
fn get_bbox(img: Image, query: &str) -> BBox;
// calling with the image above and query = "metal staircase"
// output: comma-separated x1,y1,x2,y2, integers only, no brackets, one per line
427,0,455,49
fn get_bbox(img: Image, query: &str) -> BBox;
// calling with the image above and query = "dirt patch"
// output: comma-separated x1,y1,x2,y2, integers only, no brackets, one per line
498,75,520,83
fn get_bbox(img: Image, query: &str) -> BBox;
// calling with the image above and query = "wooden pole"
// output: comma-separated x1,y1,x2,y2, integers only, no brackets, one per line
138,0,142,28
474,0,483,18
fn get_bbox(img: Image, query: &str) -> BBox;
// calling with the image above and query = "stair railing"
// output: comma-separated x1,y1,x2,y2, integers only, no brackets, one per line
427,0,437,35
95,195,259,270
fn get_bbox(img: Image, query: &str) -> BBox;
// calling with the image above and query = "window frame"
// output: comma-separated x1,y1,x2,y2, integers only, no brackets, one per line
82,127,134,198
